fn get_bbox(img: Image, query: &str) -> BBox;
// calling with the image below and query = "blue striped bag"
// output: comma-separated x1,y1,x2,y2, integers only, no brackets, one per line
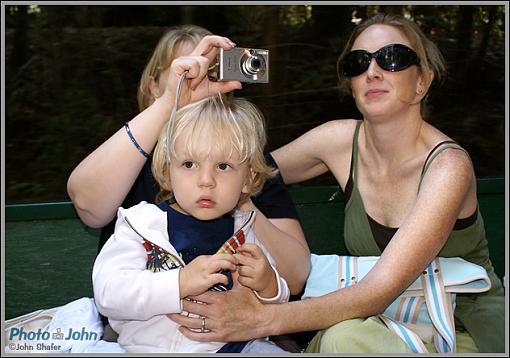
302,254,491,353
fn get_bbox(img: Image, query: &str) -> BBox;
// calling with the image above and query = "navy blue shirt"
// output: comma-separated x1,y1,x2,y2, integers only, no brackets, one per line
158,201,234,264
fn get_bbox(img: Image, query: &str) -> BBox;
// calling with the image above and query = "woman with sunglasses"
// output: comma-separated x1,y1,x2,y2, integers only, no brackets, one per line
170,13,504,353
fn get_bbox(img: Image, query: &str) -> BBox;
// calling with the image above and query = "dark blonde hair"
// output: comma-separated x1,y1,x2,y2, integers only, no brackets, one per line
137,24,211,111
152,94,276,204
337,14,447,115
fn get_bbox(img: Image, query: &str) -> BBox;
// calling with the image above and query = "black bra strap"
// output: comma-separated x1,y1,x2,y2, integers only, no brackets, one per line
418,140,469,192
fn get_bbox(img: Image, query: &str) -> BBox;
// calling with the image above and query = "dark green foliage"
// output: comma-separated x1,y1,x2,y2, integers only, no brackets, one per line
4,4,506,202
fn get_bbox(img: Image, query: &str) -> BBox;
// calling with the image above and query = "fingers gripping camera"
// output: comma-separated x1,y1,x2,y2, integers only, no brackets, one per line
214,47,269,83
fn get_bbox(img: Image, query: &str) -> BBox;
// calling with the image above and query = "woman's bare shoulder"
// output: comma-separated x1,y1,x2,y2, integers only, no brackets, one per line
316,118,359,132
422,122,473,174
310,118,360,149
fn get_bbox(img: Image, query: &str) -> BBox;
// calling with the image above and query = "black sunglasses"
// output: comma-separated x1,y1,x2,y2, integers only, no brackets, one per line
341,44,420,77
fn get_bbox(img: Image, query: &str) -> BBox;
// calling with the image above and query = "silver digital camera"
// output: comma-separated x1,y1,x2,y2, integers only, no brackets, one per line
216,47,269,83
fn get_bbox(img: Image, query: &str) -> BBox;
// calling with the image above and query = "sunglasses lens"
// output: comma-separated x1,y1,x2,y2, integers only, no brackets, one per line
342,44,419,77
377,45,416,72
342,51,371,77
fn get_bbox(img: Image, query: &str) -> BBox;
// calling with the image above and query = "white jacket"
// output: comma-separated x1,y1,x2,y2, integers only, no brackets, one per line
92,201,289,353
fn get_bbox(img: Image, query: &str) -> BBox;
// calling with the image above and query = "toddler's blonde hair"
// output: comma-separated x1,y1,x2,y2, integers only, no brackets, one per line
152,94,276,205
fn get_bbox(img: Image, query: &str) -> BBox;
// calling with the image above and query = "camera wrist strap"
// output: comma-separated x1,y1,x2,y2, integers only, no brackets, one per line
169,70,189,124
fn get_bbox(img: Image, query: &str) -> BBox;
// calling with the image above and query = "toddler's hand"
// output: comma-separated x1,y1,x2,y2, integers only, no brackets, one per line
234,244,277,299
179,254,237,298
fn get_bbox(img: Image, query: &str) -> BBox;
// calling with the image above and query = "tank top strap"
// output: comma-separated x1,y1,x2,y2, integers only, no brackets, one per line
418,140,470,192
351,120,363,184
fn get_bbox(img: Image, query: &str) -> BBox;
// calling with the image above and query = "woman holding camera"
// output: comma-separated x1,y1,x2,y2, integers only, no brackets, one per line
169,13,505,353
67,25,310,297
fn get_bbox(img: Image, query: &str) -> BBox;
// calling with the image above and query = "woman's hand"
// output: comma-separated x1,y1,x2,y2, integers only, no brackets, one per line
238,197,310,295
179,254,237,298
235,244,278,298
168,279,272,342
162,35,242,109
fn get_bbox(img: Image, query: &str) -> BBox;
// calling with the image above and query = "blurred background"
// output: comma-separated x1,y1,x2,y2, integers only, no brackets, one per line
4,4,506,203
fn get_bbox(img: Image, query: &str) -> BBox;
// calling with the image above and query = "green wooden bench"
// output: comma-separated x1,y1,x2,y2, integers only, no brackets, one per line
4,177,505,321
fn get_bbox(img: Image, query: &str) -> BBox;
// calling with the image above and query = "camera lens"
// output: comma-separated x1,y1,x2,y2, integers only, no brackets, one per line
239,49,268,82
251,58,261,69
244,55,265,74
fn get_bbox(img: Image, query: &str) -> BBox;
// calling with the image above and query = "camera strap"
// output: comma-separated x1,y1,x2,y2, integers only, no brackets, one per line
168,70,189,125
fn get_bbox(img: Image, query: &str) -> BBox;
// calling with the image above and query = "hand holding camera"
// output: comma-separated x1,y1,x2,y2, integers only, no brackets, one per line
160,35,269,113
160,35,243,109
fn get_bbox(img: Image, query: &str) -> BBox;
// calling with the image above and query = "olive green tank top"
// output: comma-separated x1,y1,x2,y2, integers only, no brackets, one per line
343,120,504,352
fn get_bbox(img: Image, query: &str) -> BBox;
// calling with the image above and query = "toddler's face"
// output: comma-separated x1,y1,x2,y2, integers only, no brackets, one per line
168,126,251,221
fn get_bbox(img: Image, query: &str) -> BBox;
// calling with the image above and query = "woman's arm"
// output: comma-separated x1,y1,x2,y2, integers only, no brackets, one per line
172,277,386,341
67,36,240,228
271,120,356,186
240,199,310,295
252,121,355,293
171,148,476,341
67,99,172,228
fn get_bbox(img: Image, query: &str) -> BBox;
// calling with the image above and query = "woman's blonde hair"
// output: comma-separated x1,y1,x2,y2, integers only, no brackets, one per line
137,24,211,111
337,13,447,116
152,94,276,204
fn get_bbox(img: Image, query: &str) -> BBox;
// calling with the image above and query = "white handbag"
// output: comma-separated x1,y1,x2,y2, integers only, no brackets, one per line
302,254,492,353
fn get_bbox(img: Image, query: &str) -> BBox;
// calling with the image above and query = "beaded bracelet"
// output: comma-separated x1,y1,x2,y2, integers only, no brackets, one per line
124,122,149,159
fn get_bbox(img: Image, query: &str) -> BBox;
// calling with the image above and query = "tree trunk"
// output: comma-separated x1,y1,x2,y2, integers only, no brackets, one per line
11,5,29,76
454,6,474,87
470,6,496,83
262,5,281,148
181,5,194,24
